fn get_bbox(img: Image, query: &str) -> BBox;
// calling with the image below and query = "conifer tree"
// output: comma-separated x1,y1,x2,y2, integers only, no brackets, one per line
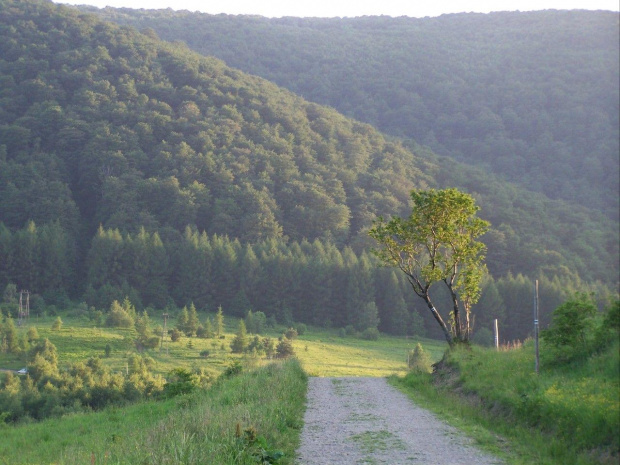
177,306,189,335
215,305,224,337
186,302,199,336
230,320,248,353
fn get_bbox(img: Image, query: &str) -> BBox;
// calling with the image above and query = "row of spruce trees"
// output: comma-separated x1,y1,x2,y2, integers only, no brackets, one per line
0,221,615,342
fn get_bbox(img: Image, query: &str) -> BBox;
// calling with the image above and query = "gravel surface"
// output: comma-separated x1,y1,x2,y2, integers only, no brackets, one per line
296,377,504,465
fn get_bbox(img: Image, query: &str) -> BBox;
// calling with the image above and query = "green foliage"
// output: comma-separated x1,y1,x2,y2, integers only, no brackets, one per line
162,368,199,398
105,300,135,328
370,188,489,344
223,358,243,377
26,326,39,342
0,2,615,329
245,310,267,334
407,343,432,373
399,342,620,465
541,292,599,362
230,320,249,354
471,327,494,347
97,9,619,221
51,316,62,331
360,327,380,341
275,337,295,358
170,328,182,342
0,360,307,465
215,306,225,337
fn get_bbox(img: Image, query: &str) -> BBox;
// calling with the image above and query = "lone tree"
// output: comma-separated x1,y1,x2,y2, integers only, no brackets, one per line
369,188,489,345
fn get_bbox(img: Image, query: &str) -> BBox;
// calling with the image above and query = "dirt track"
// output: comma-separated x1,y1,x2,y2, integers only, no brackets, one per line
296,377,504,465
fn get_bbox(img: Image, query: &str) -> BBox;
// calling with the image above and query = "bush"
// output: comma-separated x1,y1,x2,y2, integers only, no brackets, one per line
196,325,207,338
472,327,494,347
360,327,379,340
408,343,432,373
295,323,307,336
276,337,295,358
163,368,199,398
51,316,63,331
170,328,182,342
106,300,134,328
223,359,243,377
542,292,598,362
284,328,298,340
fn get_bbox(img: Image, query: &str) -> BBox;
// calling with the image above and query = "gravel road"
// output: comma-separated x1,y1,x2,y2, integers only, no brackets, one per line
296,377,504,465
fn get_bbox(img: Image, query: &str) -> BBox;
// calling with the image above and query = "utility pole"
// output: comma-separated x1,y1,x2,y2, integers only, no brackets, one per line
161,313,169,354
18,290,29,326
534,280,540,374
494,318,499,350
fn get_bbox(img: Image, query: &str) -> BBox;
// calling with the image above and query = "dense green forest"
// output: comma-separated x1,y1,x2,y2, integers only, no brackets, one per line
0,0,617,342
83,8,620,221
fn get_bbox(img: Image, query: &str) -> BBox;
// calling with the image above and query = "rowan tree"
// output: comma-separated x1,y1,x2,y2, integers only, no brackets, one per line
369,188,489,345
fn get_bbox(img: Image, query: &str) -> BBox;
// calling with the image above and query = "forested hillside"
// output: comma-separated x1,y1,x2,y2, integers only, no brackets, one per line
86,8,620,220
0,0,617,341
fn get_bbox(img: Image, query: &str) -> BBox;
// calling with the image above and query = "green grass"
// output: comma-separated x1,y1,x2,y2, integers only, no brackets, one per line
1,314,446,379
0,359,307,465
4,311,617,465
392,340,620,465
292,329,445,377
0,311,448,463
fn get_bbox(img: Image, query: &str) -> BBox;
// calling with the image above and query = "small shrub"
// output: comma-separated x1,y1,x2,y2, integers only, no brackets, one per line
26,326,39,342
144,335,160,350
284,327,298,340
276,337,295,358
295,323,307,336
408,343,432,373
200,349,210,358
105,300,134,328
472,327,494,347
223,359,243,377
170,328,182,342
542,292,599,362
345,325,356,336
51,316,63,331
196,325,207,338
360,327,379,341
163,368,199,398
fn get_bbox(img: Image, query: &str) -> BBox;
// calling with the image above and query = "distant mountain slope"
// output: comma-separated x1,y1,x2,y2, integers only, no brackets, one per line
86,8,620,220
0,0,617,286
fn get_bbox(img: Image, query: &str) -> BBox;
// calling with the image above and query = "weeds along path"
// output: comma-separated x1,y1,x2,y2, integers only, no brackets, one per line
296,377,504,465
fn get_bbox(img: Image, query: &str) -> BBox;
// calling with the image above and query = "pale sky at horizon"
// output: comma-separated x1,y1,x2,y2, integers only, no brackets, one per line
54,0,619,18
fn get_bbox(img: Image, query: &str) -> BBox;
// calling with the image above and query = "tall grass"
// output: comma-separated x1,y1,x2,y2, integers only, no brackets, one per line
393,340,619,465
0,359,307,465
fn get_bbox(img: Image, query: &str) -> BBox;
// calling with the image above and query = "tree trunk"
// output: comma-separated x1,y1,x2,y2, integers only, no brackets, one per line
448,284,463,341
423,295,453,345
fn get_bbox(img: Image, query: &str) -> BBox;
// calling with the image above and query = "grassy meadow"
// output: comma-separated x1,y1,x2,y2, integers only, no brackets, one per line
0,310,446,464
0,359,307,465
0,312,445,378
1,310,617,465
393,340,620,465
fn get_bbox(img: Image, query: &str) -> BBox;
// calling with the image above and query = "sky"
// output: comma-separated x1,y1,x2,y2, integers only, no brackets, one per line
55,0,619,18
